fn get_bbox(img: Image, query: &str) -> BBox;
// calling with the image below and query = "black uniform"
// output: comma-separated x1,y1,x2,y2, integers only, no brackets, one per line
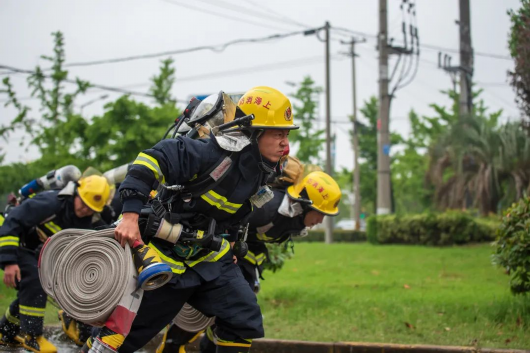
115,135,271,353
239,188,305,287
0,189,93,337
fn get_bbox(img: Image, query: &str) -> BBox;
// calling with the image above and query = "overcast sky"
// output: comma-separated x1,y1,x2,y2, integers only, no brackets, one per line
0,0,521,171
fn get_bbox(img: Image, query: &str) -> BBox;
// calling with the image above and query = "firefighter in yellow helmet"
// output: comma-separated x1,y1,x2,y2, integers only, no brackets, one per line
82,87,296,353
0,175,110,353
158,170,341,353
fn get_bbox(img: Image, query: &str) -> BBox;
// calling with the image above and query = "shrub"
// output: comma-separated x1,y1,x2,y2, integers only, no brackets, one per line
493,198,530,295
263,243,294,273
366,211,499,246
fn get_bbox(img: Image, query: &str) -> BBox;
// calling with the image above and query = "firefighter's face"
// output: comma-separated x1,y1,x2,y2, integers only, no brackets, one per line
258,129,289,162
304,210,325,228
74,196,95,218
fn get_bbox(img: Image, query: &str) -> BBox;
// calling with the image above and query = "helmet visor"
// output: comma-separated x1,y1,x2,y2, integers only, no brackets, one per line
188,92,237,132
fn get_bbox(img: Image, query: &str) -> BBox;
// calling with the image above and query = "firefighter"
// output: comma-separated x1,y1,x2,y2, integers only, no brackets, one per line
0,175,111,353
157,170,342,353
83,86,298,353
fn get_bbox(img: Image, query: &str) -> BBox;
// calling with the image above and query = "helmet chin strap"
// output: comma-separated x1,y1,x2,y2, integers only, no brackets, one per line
250,129,278,174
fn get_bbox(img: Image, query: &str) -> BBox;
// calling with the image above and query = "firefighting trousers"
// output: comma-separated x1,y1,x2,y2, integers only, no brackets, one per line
117,256,264,353
5,249,47,336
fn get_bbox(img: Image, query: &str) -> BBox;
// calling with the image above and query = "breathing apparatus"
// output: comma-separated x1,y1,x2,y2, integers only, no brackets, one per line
19,165,82,198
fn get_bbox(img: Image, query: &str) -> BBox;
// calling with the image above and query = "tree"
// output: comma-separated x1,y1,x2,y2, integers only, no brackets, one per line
508,0,530,124
289,76,325,165
83,58,180,172
83,97,181,172
0,31,91,169
150,58,177,106
423,88,530,216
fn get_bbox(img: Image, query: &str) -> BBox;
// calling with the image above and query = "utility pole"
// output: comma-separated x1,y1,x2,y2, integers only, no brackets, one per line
376,0,392,215
341,38,365,230
324,21,333,243
459,0,473,118
438,0,473,118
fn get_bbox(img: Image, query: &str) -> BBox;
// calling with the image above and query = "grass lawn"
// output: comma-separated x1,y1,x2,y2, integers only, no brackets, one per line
257,242,530,350
0,242,528,349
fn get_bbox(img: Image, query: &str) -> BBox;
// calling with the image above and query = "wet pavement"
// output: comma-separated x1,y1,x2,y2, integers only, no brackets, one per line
1,326,166,353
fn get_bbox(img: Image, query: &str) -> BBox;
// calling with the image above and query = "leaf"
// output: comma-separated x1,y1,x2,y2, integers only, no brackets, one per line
404,322,415,330
403,284,411,289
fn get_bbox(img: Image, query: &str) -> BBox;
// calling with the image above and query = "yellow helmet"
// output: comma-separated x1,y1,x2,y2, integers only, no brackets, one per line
287,171,341,216
238,86,299,130
77,175,111,212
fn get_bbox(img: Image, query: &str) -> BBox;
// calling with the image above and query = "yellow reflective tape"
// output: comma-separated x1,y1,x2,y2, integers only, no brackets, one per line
256,233,274,242
256,253,266,265
49,221,62,232
216,341,252,348
0,236,19,247
134,153,166,184
200,190,242,214
244,250,265,266
0,215,4,226
185,239,230,267
6,307,19,325
43,221,61,234
19,305,45,318
148,242,186,274
244,251,257,265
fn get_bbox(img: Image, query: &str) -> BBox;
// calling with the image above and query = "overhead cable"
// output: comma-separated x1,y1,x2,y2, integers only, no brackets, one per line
50,28,315,69
332,26,511,61
0,64,154,97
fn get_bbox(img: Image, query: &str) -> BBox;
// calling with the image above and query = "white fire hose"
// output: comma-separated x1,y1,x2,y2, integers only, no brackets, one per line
38,228,143,326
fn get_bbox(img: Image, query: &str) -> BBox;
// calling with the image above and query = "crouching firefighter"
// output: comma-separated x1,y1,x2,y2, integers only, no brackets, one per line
82,86,298,353
0,175,110,353
157,170,342,353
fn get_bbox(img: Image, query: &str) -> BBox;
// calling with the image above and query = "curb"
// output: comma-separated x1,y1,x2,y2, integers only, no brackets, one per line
183,336,529,353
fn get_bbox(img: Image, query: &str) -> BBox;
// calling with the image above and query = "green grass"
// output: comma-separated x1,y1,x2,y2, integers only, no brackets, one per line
0,243,528,349
257,243,530,349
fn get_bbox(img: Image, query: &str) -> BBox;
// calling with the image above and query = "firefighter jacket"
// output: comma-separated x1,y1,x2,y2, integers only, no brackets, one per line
244,188,305,267
119,134,271,282
0,188,93,267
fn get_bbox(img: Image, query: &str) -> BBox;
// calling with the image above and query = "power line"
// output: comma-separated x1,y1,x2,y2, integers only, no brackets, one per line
0,55,346,103
159,0,293,32
41,28,316,70
194,0,301,29
0,64,154,98
332,26,512,61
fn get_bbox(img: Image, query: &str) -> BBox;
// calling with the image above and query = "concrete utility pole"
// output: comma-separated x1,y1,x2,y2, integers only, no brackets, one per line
324,21,334,243
459,0,473,118
342,38,364,230
376,0,392,215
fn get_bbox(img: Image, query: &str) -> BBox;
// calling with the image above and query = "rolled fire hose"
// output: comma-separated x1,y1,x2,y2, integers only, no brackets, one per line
39,228,143,326
173,303,216,332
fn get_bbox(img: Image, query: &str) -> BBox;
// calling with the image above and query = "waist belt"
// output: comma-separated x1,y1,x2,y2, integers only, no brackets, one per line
149,238,231,274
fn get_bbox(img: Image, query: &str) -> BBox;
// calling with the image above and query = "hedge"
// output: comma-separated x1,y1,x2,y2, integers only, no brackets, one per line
366,211,500,246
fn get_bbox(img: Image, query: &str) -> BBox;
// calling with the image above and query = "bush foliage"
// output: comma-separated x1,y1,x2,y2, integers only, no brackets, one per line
366,211,499,246
493,197,530,295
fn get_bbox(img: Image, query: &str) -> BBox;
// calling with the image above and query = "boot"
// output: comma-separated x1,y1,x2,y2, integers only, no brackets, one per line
156,324,200,353
0,314,21,346
15,333,57,353
58,310,91,346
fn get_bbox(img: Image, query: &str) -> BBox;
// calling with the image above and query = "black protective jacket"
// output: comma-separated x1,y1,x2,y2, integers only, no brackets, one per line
119,135,270,282
0,188,93,267
243,189,305,267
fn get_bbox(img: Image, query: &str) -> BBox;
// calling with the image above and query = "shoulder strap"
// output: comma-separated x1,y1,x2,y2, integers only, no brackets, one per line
179,151,240,199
